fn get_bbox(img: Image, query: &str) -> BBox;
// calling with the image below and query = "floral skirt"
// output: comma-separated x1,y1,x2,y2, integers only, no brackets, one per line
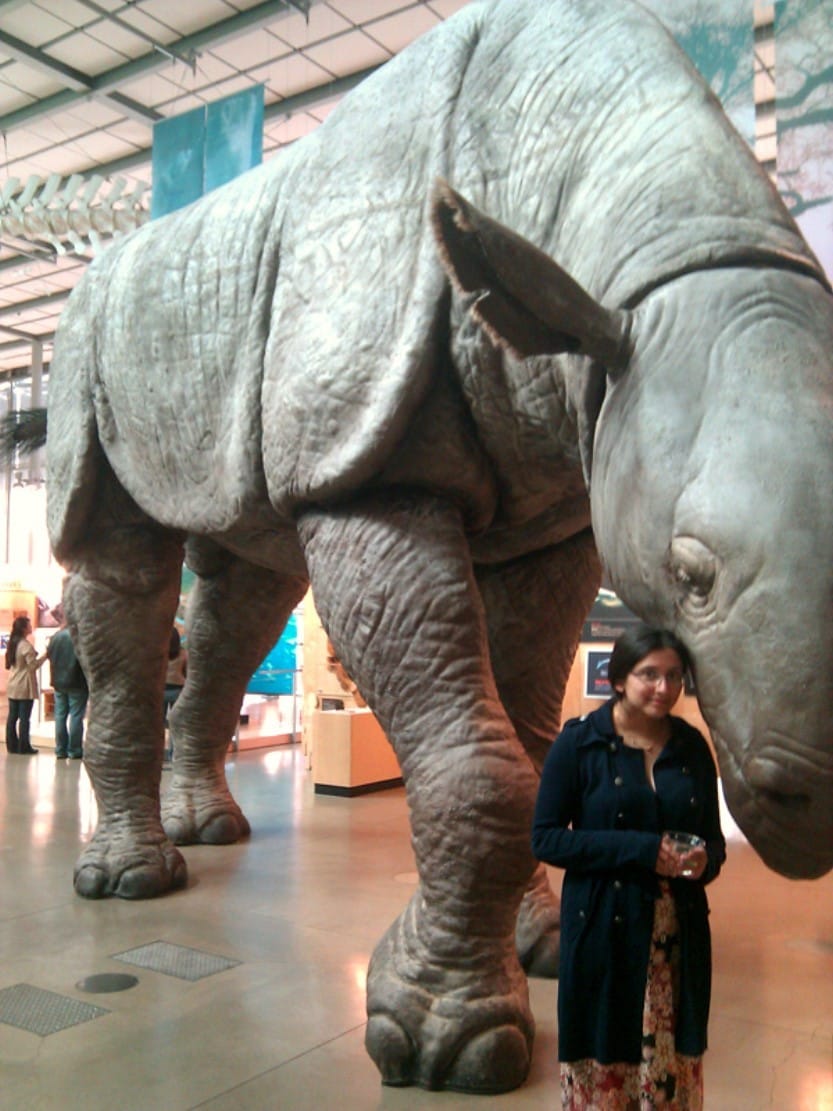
560,882,703,1110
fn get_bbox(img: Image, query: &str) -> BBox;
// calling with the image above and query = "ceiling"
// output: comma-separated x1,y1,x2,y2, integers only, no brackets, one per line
0,0,471,379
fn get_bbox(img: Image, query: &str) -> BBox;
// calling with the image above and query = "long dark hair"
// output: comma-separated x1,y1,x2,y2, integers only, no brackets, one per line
608,624,690,695
5,615,30,670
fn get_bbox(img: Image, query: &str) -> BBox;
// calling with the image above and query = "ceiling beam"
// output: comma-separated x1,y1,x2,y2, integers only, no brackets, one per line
0,28,162,124
0,28,93,92
0,0,309,134
1,63,380,198
0,60,382,343
0,320,40,341
0,289,68,317
0,335,52,355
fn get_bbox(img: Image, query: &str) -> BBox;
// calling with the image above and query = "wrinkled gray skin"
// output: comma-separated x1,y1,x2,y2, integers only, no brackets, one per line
45,0,833,1094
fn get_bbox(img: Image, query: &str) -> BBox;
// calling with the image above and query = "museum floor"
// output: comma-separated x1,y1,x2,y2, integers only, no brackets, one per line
1,743,831,1111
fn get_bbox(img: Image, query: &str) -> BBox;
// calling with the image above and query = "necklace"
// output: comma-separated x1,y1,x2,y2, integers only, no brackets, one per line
613,705,668,754
621,732,662,754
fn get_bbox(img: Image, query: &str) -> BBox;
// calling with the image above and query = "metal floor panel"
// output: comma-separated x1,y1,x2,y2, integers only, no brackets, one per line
0,982,109,1036
112,940,241,981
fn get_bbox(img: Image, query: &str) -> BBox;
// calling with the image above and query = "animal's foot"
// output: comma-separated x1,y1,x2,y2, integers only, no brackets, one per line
515,864,561,977
74,826,187,899
161,775,251,845
365,902,534,1093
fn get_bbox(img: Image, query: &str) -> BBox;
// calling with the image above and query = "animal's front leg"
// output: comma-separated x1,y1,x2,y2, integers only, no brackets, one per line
63,518,186,899
298,494,538,1094
162,540,307,845
476,530,601,976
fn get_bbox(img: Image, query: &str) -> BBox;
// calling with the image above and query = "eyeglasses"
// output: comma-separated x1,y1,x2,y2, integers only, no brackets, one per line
631,667,684,687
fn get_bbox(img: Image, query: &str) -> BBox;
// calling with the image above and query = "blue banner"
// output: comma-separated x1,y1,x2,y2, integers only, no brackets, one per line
151,105,205,219
151,86,264,219
205,87,264,194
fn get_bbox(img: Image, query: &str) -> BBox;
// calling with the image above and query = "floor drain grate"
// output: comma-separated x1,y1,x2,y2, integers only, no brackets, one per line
112,941,241,981
0,983,109,1036
76,972,139,994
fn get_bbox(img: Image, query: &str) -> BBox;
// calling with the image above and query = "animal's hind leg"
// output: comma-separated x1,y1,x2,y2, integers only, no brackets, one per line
162,539,307,845
476,529,601,976
299,493,538,1094
61,486,186,899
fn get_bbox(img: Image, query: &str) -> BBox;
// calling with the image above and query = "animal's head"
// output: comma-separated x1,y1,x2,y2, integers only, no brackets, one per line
433,180,833,879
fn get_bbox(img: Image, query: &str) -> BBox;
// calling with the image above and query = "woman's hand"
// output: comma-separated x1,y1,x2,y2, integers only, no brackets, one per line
678,845,707,880
655,834,683,876
656,835,707,879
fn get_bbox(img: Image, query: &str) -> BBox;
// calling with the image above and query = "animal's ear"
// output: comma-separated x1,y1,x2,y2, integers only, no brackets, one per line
432,179,630,372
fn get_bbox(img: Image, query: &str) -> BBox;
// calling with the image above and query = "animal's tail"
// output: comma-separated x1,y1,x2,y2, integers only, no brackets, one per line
0,407,47,462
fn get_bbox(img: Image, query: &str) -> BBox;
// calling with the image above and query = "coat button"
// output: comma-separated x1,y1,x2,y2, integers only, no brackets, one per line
616,811,625,822
613,880,622,890
682,766,691,775
609,742,617,752
614,914,623,925
614,776,624,787
579,910,586,919
690,797,697,806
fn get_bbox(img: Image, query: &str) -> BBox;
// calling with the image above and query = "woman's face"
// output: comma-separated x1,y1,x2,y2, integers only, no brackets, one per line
614,647,685,719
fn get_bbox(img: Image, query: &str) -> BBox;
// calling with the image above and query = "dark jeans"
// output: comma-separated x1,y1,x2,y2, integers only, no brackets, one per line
6,699,34,753
54,689,88,758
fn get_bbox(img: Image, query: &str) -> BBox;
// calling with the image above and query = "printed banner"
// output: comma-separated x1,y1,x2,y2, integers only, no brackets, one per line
775,0,833,280
152,86,264,219
205,87,265,194
640,0,754,143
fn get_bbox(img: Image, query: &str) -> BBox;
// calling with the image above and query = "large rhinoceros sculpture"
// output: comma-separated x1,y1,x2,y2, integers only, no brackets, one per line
38,0,833,1094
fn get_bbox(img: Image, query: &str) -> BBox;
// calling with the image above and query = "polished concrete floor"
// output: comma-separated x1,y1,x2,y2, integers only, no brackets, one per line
1,742,831,1111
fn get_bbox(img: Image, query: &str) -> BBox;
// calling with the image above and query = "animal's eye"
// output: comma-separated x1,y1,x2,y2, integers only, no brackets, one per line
669,537,717,608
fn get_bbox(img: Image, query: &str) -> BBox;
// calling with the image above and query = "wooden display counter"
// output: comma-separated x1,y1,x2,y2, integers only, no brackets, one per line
311,708,402,796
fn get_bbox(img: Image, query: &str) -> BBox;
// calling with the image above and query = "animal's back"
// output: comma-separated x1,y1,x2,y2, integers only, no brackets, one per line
262,0,823,529
47,0,824,560
47,2,486,554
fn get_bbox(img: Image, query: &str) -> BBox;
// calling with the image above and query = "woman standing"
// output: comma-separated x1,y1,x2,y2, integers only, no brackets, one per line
5,615,46,755
532,624,726,1110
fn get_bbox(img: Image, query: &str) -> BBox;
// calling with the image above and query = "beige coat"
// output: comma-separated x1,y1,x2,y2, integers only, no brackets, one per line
7,638,41,700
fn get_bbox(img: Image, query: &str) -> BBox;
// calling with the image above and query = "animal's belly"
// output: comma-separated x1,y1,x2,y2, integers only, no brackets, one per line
207,519,308,578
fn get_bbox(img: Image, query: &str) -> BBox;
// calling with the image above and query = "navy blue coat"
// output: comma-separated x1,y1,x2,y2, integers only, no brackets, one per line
532,700,726,1064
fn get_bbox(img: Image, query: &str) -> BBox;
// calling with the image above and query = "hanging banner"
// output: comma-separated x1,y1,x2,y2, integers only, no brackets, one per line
205,87,265,194
640,0,754,143
150,105,205,219
775,0,833,281
151,86,264,219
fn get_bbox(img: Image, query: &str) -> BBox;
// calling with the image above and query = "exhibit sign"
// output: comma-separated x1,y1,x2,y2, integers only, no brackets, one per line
582,589,640,643
585,649,613,699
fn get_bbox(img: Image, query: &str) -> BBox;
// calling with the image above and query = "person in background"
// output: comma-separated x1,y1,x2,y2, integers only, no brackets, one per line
532,624,726,1111
163,627,187,761
5,615,46,755
46,613,88,760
